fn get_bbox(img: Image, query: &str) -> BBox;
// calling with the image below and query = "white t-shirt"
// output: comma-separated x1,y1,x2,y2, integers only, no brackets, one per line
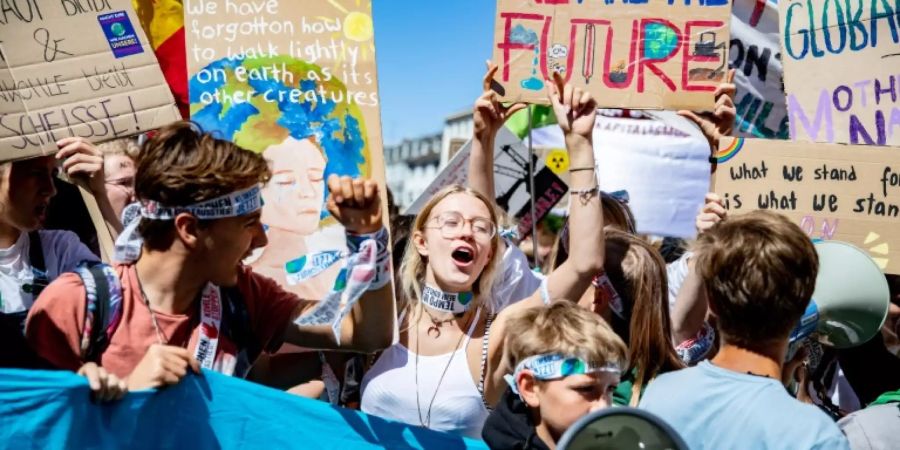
0,230,99,314
490,240,544,313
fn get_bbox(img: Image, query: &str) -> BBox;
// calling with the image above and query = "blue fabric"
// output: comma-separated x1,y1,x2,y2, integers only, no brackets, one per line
0,369,488,449
639,361,850,450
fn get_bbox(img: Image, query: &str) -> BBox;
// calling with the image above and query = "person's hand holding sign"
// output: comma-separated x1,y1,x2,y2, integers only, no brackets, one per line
56,137,105,194
679,69,737,153
473,62,527,144
548,71,598,142
325,175,382,235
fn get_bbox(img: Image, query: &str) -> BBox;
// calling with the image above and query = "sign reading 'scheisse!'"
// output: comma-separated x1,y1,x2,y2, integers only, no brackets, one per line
0,0,180,162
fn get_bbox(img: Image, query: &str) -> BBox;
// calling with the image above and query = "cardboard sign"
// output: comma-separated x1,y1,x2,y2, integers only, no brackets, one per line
185,0,387,302
780,0,900,146
730,0,790,139
491,0,732,110
714,137,900,274
405,127,567,238
529,109,711,238
0,0,180,162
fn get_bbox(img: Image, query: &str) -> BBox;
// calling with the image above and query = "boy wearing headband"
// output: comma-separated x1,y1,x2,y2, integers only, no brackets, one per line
483,301,626,450
25,122,393,392
639,211,849,449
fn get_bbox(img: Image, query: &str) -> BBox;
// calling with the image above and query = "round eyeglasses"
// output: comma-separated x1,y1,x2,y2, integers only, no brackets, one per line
427,211,496,240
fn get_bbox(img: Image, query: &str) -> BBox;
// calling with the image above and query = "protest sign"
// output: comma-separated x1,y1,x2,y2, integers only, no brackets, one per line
528,109,710,238
0,369,488,449
0,0,180,163
780,0,900,146
491,0,732,110
729,0,790,139
405,127,567,239
185,0,387,302
714,137,900,274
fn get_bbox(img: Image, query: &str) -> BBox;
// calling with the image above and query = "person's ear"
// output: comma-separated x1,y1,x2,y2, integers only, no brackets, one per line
517,371,541,408
174,213,200,250
413,230,428,258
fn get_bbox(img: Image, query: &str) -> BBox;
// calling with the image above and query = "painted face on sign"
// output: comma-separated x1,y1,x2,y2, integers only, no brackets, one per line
260,136,327,235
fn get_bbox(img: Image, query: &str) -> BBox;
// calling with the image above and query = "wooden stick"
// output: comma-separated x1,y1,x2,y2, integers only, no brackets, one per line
74,181,115,263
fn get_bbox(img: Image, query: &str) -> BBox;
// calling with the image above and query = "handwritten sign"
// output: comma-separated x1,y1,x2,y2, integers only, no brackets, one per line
714,137,900,274
0,0,180,162
185,0,387,302
730,0,789,139
780,0,900,146
529,109,711,238
492,0,732,110
405,127,567,239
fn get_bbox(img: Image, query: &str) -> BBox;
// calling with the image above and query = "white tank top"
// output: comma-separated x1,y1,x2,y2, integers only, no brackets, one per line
361,308,490,439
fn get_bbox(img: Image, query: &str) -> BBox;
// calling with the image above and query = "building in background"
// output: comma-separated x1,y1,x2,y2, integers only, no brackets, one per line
386,110,474,210
385,132,442,209
440,109,474,165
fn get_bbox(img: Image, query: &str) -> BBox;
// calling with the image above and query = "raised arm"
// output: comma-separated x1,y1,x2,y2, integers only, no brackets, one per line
671,194,727,345
56,137,124,235
469,62,527,201
485,73,603,404
678,69,736,153
282,175,393,353
537,72,603,302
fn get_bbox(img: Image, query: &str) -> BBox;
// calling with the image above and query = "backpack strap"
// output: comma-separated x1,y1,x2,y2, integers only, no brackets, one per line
76,264,123,363
219,286,261,378
27,231,49,298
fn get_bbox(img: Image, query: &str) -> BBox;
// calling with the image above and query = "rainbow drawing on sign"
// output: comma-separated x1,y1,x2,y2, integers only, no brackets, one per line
716,137,745,163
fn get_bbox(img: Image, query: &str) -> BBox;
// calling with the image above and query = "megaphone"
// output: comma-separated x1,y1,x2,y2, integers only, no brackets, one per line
788,241,890,355
558,407,689,450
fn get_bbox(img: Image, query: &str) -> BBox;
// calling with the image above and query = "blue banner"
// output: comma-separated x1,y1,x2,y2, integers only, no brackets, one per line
0,369,487,449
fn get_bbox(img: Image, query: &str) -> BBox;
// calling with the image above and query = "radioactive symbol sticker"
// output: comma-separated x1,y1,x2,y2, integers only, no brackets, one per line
545,149,569,174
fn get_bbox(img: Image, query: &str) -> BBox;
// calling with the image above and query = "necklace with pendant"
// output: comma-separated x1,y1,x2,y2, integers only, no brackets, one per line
421,306,458,338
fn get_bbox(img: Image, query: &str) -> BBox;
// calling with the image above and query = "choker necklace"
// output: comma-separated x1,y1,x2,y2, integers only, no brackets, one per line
421,285,473,315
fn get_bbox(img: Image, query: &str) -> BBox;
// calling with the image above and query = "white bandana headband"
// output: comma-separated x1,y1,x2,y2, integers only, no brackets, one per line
294,227,391,344
505,353,621,394
421,285,474,315
114,185,263,263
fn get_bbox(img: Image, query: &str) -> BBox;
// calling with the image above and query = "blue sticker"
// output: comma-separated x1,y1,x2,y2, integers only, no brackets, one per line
98,11,143,59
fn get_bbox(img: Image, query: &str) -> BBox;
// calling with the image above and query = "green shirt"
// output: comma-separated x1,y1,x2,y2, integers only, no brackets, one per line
613,368,647,406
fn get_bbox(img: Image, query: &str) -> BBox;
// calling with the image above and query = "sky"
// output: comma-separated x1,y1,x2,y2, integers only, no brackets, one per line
372,1,497,146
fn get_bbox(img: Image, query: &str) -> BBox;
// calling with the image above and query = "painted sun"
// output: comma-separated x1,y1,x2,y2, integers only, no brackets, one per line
320,0,376,64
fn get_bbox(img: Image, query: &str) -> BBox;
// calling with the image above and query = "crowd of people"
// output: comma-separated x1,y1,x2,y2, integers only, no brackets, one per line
0,64,898,450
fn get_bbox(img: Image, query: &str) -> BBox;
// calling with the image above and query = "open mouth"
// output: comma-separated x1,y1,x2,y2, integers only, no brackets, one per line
34,204,48,221
451,246,475,265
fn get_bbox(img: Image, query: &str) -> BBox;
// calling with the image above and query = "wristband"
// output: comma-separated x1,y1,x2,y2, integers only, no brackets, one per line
345,227,391,291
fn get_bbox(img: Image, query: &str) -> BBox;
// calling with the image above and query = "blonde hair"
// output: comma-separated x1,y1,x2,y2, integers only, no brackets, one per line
504,301,627,373
97,137,140,159
400,185,501,313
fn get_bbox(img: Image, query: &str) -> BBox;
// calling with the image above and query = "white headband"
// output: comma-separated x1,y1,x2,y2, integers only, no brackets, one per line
505,353,621,394
114,185,263,263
